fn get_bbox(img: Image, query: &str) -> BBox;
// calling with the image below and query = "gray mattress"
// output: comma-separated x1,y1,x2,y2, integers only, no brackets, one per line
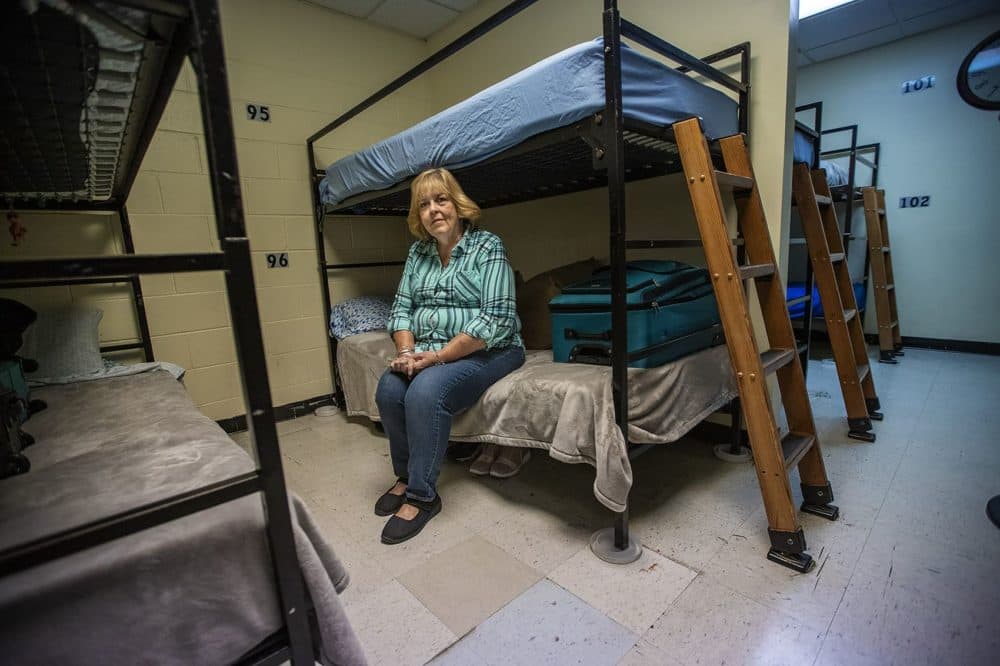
0,370,366,665
337,332,737,512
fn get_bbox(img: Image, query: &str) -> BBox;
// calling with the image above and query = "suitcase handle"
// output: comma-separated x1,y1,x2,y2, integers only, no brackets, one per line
563,328,611,341
568,345,612,366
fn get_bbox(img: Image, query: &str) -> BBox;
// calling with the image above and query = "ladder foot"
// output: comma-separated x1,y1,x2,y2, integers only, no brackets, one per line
766,548,815,573
865,397,881,413
879,351,898,364
869,410,884,421
893,345,904,355
848,429,876,442
801,502,839,521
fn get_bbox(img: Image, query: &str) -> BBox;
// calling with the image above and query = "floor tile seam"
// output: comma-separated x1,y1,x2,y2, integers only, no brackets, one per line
696,569,831,635
631,569,703,645
540,573,641,639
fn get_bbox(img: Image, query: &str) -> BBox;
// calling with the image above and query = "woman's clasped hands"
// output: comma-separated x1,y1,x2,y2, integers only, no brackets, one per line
388,349,440,378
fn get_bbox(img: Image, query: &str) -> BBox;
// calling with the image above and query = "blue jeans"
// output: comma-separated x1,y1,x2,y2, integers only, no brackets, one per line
374,345,525,502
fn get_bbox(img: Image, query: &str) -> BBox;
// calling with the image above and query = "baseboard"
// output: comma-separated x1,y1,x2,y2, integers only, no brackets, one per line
217,394,337,434
863,334,998,356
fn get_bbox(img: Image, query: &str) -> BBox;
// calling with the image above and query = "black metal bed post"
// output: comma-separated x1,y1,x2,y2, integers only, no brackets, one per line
186,1,314,664
843,125,858,239
307,144,342,408
118,205,155,362
597,0,640,563
305,0,540,407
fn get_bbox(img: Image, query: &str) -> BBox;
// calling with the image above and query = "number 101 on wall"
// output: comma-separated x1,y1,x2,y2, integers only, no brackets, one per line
901,75,935,94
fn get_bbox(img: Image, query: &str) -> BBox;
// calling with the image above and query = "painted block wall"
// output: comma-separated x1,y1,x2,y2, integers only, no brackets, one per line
424,0,801,279
4,0,800,423
1,0,430,419
796,14,1000,344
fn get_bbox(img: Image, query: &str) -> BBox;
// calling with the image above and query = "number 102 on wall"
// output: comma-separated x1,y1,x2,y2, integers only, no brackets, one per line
899,195,930,208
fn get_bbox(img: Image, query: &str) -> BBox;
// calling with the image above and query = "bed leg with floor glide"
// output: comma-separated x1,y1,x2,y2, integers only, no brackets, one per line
589,509,641,565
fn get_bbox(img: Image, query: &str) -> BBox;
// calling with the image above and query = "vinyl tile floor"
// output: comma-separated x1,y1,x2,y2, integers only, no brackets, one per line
240,348,1000,665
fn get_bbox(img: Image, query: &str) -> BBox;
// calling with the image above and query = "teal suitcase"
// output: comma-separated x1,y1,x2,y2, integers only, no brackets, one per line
548,260,723,368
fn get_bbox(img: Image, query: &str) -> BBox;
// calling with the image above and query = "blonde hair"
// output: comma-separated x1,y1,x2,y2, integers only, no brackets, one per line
406,167,481,240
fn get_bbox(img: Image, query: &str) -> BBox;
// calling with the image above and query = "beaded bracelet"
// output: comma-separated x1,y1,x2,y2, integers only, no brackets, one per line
433,350,445,365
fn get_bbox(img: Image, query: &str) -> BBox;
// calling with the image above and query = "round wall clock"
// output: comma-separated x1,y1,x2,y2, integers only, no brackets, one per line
956,29,1000,110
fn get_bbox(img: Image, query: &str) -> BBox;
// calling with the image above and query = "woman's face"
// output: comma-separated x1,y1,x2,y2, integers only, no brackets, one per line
418,188,461,244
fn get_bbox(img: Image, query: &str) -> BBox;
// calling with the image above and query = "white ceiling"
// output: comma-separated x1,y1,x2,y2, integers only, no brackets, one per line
798,0,999,66
306,0,997,60
304,0,483,39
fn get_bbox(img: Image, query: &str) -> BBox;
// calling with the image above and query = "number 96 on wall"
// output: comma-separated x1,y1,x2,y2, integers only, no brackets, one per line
266,253,289,268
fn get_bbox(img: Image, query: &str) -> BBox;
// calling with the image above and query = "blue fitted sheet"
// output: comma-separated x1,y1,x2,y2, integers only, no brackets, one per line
788,282,867,319
320,38,739,206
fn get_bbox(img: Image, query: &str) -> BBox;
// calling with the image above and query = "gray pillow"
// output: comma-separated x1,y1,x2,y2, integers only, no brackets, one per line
20,306,104,378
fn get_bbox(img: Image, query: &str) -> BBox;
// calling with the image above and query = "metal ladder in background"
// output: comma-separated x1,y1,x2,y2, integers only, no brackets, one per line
792,164,884,442
675,119,838,573
862,187,904,364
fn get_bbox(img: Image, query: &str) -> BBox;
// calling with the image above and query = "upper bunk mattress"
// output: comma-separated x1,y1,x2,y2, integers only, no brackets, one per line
793,125,816,165
319,38,739,206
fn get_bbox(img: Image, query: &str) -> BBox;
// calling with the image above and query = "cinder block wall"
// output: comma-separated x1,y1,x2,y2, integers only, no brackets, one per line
2,0,430,419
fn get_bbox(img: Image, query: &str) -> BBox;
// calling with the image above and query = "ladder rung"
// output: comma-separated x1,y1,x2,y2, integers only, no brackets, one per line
714,170,754,190
882,246,890,253
843,308,857,322
761,348,796,375
829,252,845,263
856,363,870,382
891,319,898,328
886,283,895,290
789,238,807,246
786,294,810,308
738,263,776,280
781,432,816,470
814,194,832,207
878,208,886,214
796,342,809,356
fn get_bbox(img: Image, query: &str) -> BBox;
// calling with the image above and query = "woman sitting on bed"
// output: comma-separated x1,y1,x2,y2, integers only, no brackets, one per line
374,167,526,545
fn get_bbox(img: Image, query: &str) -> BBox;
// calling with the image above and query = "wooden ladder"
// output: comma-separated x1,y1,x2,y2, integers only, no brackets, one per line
862,187,903,363
792,164,883,442
676,119,838,573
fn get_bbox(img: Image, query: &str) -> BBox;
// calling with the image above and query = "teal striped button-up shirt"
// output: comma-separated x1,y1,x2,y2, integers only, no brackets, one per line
388,227,523,351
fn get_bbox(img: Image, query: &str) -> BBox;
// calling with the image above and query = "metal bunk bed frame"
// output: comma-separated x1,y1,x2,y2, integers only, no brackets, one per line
305,0,750,561
820,125,881,300
789,101,823,378
0,1,315,663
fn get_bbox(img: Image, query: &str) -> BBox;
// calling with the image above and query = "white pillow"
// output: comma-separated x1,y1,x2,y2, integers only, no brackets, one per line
20,306,104,379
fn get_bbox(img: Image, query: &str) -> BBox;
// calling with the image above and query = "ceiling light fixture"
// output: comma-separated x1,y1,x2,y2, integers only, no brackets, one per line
800,0,856,20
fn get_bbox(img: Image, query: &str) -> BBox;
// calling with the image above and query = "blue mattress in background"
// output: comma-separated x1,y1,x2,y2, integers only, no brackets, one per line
793,126,815,165
788,282,867,320
320,37,740,206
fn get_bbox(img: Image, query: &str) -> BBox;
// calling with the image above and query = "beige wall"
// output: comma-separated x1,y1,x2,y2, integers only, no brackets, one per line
2,0,430,419
4,0,799,422
426,0,800,278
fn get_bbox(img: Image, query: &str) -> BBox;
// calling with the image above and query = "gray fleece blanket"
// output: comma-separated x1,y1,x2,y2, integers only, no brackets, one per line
0,370,366,666
338,331,738,512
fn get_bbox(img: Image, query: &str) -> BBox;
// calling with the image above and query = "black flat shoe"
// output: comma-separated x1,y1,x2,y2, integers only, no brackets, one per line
380,495,442,545
374,478,407,516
